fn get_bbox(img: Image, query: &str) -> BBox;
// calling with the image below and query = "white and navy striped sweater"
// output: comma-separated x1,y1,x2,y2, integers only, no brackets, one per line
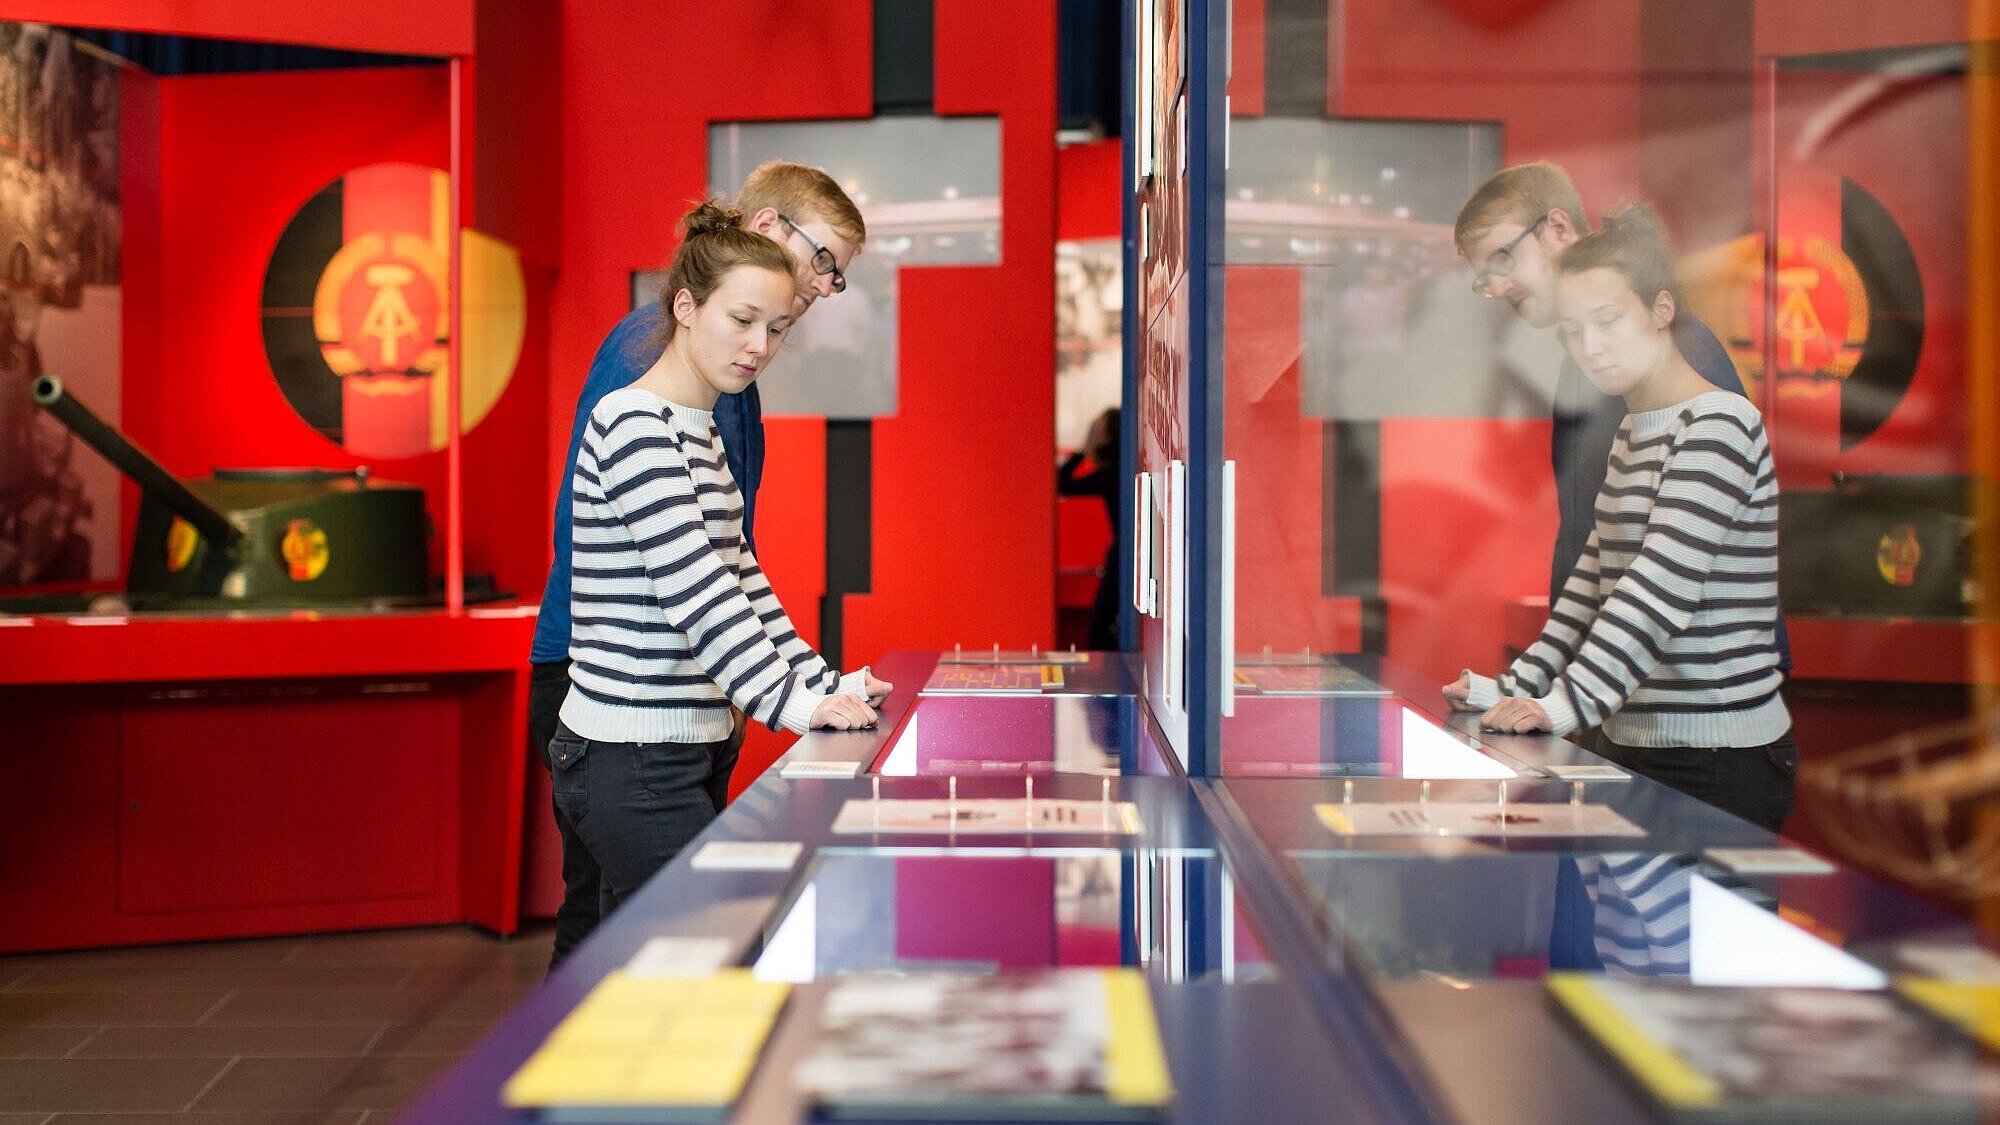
1467,392,1790,748
560,387,839,743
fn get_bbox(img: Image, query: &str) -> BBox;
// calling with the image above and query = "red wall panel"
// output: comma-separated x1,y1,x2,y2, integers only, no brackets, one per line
0,0,473,56
845,0,1058,663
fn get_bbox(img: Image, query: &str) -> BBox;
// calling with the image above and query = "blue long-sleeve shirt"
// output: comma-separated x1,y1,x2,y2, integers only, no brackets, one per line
1550,310,1789,671
530,302,765,665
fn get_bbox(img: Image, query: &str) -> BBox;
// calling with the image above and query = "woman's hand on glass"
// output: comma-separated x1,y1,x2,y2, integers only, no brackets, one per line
1443,673,1480,711
811,693,880,730
862,670,893,703
1479,696,1551,734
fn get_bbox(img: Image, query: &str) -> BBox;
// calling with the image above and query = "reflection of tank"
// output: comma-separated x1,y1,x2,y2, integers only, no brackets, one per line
32,375,429,603
1780,473,1978,619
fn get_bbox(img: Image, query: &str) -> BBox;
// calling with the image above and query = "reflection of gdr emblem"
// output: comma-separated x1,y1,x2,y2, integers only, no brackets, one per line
1876,524,1920,588
281,519,330,582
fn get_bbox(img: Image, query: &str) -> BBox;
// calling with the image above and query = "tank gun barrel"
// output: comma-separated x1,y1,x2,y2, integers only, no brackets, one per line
32,375,244,550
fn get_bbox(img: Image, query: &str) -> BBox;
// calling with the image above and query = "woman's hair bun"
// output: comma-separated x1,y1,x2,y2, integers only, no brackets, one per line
1599,202,1665,242
681,199,745,238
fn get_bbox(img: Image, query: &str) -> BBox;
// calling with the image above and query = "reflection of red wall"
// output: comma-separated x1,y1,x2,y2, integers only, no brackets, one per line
895,857,1056,968
1223,267,1358,654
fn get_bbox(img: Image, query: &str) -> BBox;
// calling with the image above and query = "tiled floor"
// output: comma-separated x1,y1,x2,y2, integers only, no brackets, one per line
0,922,555,1124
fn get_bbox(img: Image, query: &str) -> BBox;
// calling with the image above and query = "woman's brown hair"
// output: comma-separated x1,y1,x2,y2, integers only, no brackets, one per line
652,199,794,345
1554,202,1680,318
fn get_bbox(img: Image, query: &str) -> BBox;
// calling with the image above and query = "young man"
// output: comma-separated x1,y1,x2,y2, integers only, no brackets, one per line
528,161,869,969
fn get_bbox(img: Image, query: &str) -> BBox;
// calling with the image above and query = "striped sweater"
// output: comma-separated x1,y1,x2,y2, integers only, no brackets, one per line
1466,391,1790,747
560,387,840,743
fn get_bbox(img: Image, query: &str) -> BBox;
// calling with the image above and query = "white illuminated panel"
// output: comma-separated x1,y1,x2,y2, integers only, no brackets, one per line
1397,708,1516,779
752,883,818,983
1688,874,1887,989
876,712,919,776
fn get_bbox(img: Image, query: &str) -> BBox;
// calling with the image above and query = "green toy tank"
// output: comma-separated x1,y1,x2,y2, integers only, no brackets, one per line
32,375,430,605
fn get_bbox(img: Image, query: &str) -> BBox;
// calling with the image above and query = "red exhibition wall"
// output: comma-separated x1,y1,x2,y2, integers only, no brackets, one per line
555,1,1060,794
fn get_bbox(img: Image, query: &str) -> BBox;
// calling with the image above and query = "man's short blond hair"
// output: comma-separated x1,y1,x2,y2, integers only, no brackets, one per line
737,160,866,247
1454,162,1589,251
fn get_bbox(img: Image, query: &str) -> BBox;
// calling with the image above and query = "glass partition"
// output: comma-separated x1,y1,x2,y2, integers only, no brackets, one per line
751,848,1273,984
1218,0,1999,913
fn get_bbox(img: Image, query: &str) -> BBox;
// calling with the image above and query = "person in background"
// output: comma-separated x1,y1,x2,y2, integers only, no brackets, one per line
549,201,885,939
1059,406,1122,650
1446,205,1795,832
528,163,885,970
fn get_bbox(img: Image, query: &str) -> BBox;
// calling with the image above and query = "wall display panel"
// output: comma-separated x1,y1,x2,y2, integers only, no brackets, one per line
1131,0,1213,769
0,23,122,589
671,117,1004,420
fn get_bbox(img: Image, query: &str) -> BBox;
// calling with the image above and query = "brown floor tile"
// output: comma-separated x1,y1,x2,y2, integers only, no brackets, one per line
73,1025,384,1059
0,1027,93,1058
364,1018,493,1057
0,1057,231,1113
0,938,301,975
399,959,547,990
191,1055,457,1113
200,990,435,1027
46,1104,364,1112
10,966,409,994
280,927,522,970
44,1115,365,1125
0,991,230,1026
421,987,529,1025
0,1116,49,1125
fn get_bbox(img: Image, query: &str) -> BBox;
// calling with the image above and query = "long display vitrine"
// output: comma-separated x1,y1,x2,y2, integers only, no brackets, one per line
402,648,1999,1124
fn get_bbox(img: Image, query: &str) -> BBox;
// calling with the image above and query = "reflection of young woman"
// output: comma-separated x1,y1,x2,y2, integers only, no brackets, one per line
1446,205,1793,831
550,202,886,918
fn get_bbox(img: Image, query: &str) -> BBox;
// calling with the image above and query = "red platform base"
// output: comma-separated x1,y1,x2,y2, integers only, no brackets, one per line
0,609,535,953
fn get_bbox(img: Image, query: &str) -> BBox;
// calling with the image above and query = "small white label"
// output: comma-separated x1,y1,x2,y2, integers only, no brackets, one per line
689,840,803,871
625,935,734,978
780,760,862,780
66,616,129,626
1898,943,2000,982
1538,763,1631,781
1703,847,1836,875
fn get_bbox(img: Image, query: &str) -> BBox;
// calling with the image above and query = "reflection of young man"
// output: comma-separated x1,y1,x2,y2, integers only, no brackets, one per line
527,161,880,970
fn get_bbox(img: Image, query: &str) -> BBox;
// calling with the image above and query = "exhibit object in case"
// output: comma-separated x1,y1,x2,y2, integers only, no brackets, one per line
501,970,789,1121
830,797,1144,836
926,663,1068,693
792,968,1173,1120
1315,801,1647,839
1233,662,1392,696
1548,973,2000,1122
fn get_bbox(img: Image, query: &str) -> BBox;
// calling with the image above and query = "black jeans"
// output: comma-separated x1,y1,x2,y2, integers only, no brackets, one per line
529,660,598,970
1594,732,1799,834
546,720,740,921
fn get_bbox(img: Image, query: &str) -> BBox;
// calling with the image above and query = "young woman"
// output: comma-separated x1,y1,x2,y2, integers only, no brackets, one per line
1446,204,1794,831
549,201,886,915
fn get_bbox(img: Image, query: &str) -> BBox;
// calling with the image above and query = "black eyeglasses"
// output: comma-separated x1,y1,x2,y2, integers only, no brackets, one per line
1469,215,1547,297
778,214,846,294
